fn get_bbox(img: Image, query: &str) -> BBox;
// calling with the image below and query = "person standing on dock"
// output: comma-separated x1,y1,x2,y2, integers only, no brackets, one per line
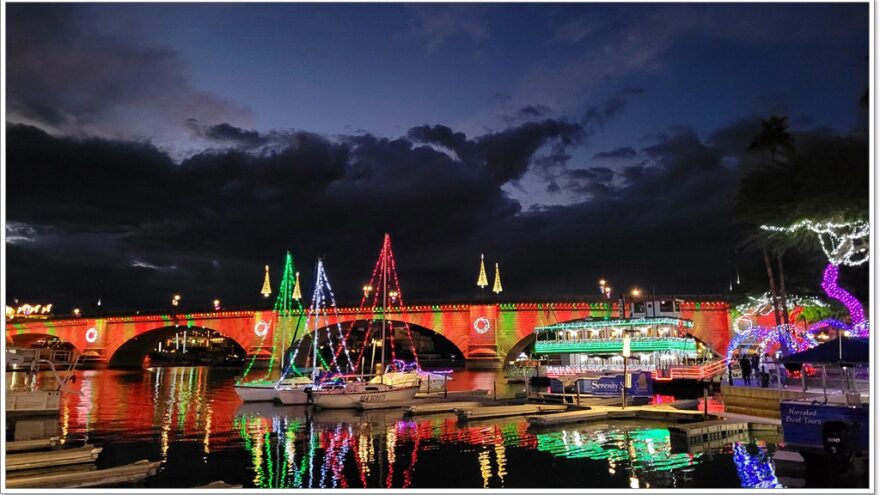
727,362,734,385
750,354,761,386
740,355,752,385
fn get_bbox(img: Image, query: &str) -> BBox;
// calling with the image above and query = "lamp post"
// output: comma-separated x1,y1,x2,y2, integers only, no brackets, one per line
622,331,632,409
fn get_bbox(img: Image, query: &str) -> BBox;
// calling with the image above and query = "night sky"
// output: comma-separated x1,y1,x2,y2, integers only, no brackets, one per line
5,3,869,313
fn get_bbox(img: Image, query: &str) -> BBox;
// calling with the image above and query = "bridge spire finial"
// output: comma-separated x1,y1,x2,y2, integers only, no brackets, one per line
493,262,503,294
260,264,272,298
477,253,488,288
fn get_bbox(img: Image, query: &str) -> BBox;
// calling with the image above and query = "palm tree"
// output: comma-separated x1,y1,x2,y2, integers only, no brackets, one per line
737,117,867,325
747,115,793,163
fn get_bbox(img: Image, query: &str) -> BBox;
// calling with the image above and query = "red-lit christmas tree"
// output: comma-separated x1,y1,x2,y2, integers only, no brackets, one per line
335,233,420,372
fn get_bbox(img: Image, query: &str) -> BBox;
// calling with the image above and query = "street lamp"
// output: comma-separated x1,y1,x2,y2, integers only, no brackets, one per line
389,290,399,303
631,288,641,297
622,331,632,409
213,299,221,311
363,284,373,298
73,308,81,317
172,294,181,307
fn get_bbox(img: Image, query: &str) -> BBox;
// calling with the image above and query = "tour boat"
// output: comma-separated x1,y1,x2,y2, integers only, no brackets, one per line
533,298,725,383
275,376,316,405
311,380,420,409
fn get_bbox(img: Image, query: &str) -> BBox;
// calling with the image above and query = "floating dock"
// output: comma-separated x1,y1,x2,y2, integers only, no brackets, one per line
6,445,103,472
526,404,708,427
456,404,567,421
6,437,60,453
668,419,750,451
406,401,483,415
357,399,429,410
6,460,161,489
415,389,488,399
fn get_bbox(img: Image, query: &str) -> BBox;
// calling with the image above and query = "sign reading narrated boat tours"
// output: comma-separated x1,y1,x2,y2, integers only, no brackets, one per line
780,401,869,453
581,372,653,397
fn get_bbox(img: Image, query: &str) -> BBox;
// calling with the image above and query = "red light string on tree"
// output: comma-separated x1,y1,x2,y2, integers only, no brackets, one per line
349,234,418,372
337,240,385,369
386,240,419,367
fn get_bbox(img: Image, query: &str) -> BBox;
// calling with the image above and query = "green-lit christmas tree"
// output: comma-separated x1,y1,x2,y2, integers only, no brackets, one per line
239,251,305,382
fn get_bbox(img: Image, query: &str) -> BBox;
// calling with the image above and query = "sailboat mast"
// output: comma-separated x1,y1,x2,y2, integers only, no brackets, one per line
381,236,388,378
311,316,317,382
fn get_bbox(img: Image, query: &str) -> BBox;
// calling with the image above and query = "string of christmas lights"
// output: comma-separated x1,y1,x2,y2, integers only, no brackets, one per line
386,237,418,366
760,218,869,338
240,252,306,382
735,292,827,318
726,324,816,365
821,263,865,325
316,260,355,372
348,234,420,372
760,219,869,266
335,240,385,366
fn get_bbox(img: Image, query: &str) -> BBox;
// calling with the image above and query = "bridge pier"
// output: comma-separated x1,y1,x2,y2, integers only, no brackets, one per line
465,359,503,370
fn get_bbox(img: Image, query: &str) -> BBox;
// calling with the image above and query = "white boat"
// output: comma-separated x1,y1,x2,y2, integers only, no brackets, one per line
312,381,420,409
275,376,315,405
369,368,450,393
234,376,311,402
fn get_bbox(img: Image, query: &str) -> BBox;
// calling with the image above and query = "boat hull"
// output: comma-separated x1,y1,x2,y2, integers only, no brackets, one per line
233,384,277,402
313,385,419,409
277,387,311,405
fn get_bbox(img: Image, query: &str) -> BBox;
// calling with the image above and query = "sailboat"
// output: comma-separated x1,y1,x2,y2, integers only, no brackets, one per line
235,252,308,402
311,235,420,409
276,259,351,405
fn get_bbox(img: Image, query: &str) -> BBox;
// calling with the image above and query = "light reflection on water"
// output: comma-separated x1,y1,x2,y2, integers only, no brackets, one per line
9,367,783,488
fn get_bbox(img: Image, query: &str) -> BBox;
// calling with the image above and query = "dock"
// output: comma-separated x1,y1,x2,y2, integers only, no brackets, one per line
357,399,429,410
415,388,488,399
456,404,567,421
6,437,61,453
526,404,708,427
6,460,161,489
668,419,750,451
6,445,103,472
407,401,484,415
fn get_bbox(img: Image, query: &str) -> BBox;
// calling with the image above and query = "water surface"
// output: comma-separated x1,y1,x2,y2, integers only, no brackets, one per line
4,367,830,488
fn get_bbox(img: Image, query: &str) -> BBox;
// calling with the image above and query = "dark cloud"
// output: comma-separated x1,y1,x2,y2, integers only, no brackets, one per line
593,146,638,160
186,120,269,149
6,116,864,313
517,105,553,118
408,119,583,184
6,5,251,149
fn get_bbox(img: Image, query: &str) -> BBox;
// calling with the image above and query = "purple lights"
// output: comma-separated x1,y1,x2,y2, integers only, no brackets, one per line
821,263,865,325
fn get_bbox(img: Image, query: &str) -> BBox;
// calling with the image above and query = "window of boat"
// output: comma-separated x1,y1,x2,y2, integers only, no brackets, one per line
365,386,380,391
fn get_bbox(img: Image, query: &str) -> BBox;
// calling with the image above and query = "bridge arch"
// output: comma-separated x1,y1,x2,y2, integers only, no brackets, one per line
502,333,536,364
301,319,465,370
107,326,248,368
9,332,77,349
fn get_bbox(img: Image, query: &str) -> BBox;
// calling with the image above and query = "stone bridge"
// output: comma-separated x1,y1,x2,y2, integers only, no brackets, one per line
6,300,731,368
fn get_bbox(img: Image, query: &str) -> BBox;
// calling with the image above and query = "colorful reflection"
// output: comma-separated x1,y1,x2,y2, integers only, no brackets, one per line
536,425,701,488
733,441,783,489
12,367,794,488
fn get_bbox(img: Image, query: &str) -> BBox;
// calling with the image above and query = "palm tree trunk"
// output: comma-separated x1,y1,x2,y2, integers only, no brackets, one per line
777,254,790,325
763,248,782,327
